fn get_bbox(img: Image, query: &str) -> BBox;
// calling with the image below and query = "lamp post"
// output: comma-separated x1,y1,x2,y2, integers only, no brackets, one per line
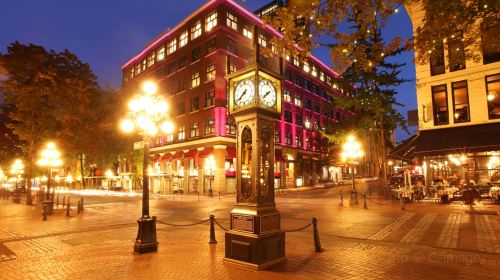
341,135,364,205
37,142,63,215
120,81,174,254
10,159,25,191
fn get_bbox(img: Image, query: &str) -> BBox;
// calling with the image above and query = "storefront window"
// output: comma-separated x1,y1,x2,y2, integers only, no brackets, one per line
486,74,500,119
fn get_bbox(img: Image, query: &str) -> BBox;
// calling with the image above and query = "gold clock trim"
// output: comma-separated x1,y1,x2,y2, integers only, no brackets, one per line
257,71,282,114
229,71,256,113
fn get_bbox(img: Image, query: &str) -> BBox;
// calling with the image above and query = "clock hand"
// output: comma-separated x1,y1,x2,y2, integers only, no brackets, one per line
237,89,247,102
263,91,270,99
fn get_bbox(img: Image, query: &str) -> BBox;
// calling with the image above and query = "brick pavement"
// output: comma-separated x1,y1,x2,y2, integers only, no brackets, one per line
0,194,499,280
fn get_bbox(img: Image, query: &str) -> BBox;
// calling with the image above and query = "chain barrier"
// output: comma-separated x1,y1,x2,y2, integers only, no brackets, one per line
282,223,312,233
213,218,229,231
157,218,210,227
365,196,388,205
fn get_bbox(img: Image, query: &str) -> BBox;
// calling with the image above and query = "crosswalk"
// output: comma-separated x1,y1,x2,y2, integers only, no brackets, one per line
369,211,499,254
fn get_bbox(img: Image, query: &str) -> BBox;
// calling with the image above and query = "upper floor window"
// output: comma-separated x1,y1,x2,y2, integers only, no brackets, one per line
303,61,310,72
147,53,155,67
313,103,320,113
206,37,216,54
205,118,215,135
191,21,202,40
177,102,186,116
190,122,200,138
179,31,188,48
167,39,177,54
285,132,292,145
486,73,500,119
432,84,449,126
191,72,200,88
313,119,320,130
283,90,291,102
190,96,200,112
304,116,312,129
311,66,317,77
429,41,445,76
293,56,300,67
284,110,292,123
294,94,302,107
295,113,303,126
229,65,237,74
206,65,216,81
451,81,470,123
157,47,165,61
179,55,187,69
206,11,217,31
295,133,303,147
205,90,215,107
166,133,174,142
481,19,500,64
243,27,253,39
258,34,267,47
226,12,238,30
319,71,325,81
274,129,280,143
178,78,186,93
192,46,201,62
178,125,186,140
448,36,466,72
304,99,312,110
226,38,237,54
167,62,176,76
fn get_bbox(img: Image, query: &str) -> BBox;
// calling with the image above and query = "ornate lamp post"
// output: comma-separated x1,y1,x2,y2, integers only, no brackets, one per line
341,135,364,205
37,142,63,214
10,159,25,190
120,81,174,254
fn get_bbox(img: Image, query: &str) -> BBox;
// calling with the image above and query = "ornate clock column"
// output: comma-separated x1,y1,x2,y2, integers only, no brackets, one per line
224,58,285,269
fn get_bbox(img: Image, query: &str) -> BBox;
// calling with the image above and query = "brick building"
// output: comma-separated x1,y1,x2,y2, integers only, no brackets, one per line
120,0,351,194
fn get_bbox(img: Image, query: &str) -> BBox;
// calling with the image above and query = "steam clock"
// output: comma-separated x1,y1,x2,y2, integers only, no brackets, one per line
224,43,285,269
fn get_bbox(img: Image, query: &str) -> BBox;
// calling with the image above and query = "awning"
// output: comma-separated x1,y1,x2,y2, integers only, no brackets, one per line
172,151,184,159
226,147,236,158
397,123,500,157
389,134,418,160
184,149,198,158
199,148,214,158
159,153,171,162
275,150,285,162
150,154,160,162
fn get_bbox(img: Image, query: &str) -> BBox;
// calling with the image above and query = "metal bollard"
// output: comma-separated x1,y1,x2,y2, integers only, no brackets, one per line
56,195,59,208
80,198,84,212
66,202,70,217
42,203,48,221
339,191,344,206
197,192,200,201
218,191,221,200
209,215,217,244
312,217,323,252
77,201,81,214
363,193,368,209
400,195,405,210
62,196,66,207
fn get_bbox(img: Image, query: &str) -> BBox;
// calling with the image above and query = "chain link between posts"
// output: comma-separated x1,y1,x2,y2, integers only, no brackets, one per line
365,196,388,205
282,223,312,232
157,218,210,227
213,218,229,231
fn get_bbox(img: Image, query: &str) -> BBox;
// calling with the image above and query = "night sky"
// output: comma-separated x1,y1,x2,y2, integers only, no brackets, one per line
0,0,417,140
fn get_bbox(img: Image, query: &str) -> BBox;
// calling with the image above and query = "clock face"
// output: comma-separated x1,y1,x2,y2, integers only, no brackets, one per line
234,79,255,107
258,79,277,108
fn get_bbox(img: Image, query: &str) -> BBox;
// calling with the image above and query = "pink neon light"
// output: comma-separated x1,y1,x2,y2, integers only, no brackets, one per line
122,0,341,80
214,107,226,136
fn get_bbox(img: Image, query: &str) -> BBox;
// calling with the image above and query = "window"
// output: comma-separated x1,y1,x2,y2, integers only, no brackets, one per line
166,133,174,142
305,99,312,110
157,47,165,61
156,66,167,79
205,118,215,135
226,38,237,54
179,31,188,48
451,81,470,123
274,129,280,143
293,56,300,67
313,119,320,130
178,78,186,93
225,117,236,135
486,74,500,119
243,27,253,39
205,90,215,107
178,125,185,140
432,84,449,125
430,41,445,76
177,102,185,116
167,39,177,54
229,65,237,74
304,116,311,129
284,110,292,123
206,37,216,54
258,34,267,47
295,113,303,126
448,37,466,72
296,133,303,147
142,59,146,70
206,65,216,81
294,75,302,87
206,11,217,31
179,55,187,68
191,21,202,40
304,79,311,91
285,69,292,81
313,103,320,113
311,66,317,77
190,96,199,112
481,20,500,64
283,90,291,102
303,61,310,72
226,12,237,30
294,94,302,107
190,122,200,138
167,62,176,75
285,132,292,145
319,71,325,81
191,72,200,88
192,46,201,62
306,138,311,149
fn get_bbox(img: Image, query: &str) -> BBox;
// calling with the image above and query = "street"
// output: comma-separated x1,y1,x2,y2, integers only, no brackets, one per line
0,185,499,280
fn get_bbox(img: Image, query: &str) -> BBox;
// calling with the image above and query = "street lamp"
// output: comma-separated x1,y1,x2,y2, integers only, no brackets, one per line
341,135,364,205
10,159,24,190
37,142,63,214
120,80,174,254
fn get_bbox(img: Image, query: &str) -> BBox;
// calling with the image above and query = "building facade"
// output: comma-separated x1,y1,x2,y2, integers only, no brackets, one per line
395,4,500,186
121,0,351,194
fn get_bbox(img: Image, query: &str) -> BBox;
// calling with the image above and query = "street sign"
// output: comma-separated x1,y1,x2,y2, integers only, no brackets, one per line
134,141,145,150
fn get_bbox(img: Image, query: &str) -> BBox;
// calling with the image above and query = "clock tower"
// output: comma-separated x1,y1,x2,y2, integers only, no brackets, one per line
224,27,285,270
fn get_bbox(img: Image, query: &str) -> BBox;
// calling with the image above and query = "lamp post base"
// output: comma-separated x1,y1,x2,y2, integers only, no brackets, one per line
134,216,158,254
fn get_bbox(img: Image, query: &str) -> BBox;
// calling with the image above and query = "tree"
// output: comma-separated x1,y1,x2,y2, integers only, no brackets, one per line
0,105,24,165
